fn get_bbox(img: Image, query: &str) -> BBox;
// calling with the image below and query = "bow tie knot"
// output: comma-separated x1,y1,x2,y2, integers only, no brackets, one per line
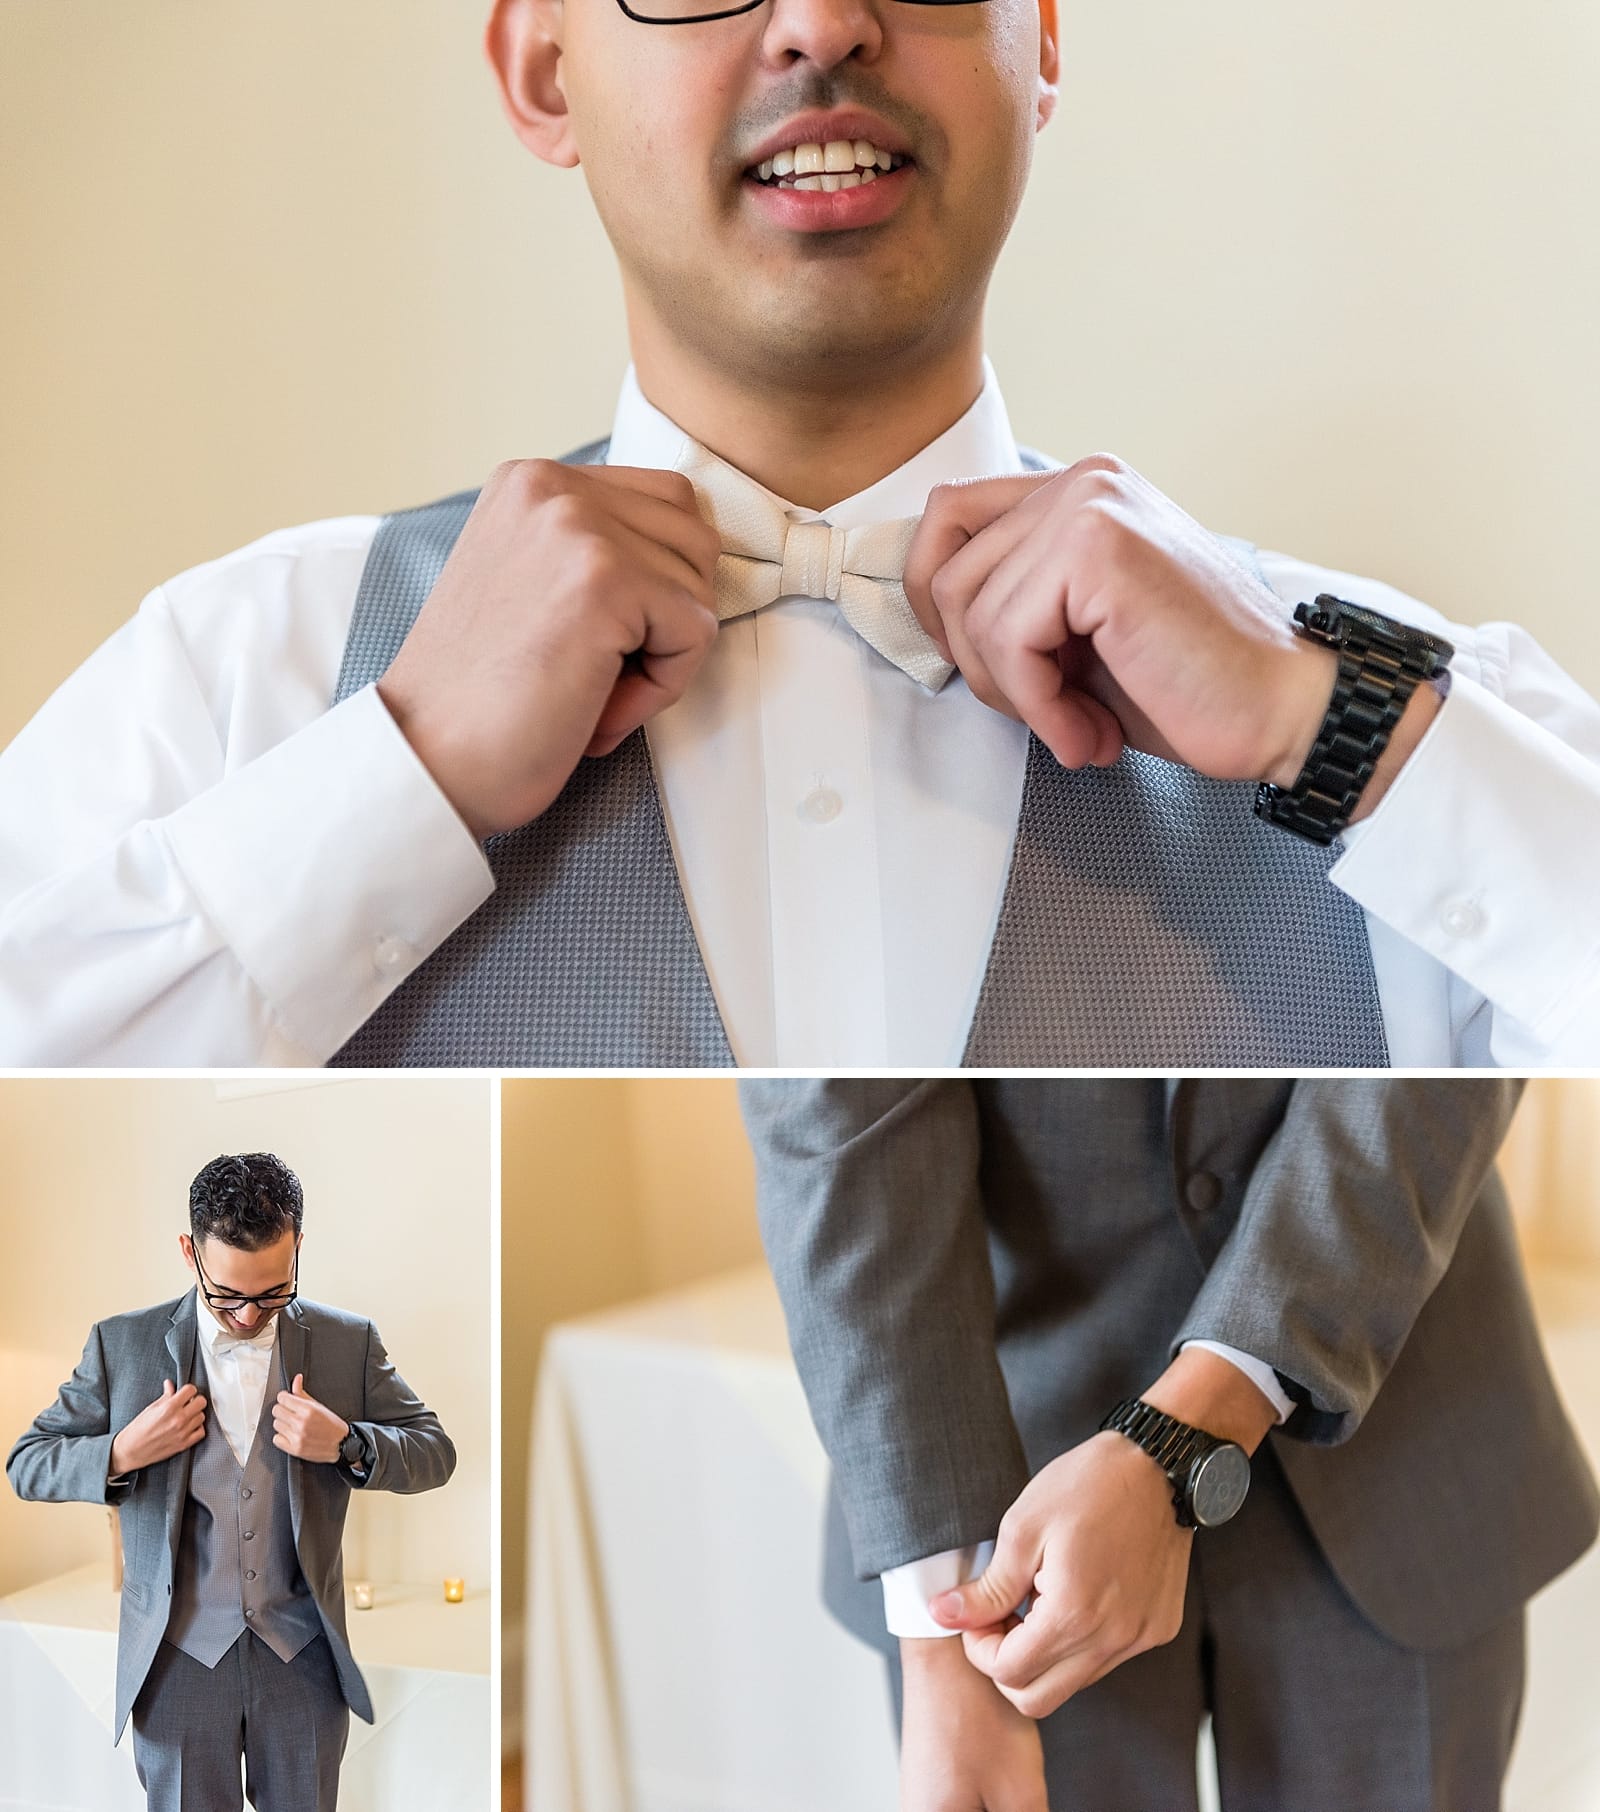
780,519,847,604
674,441,953,691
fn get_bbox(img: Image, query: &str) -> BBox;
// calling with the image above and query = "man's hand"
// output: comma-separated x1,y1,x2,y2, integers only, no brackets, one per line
271,1373,349,1464
109,1379,207,1476
927,1431,1192,1720
377,460,722,840
899,1636,1047,1812
929,1348,1279,1720
902,455,1441,819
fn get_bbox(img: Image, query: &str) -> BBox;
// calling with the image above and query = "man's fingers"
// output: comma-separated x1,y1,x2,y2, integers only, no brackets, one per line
172,1382,196,1405
996,1645,1114,1721
928,1536,1035,1632
904,476,1044,641
1014,675,1124,770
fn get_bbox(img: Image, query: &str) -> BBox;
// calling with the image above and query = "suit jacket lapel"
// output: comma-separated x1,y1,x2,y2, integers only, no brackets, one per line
277,1303,309,1550
162,1293,199,1574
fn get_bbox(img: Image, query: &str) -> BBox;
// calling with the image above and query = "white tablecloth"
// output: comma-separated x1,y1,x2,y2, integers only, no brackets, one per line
0,1565,489,1811
529,1262,1600,1812
528,1265,899,1812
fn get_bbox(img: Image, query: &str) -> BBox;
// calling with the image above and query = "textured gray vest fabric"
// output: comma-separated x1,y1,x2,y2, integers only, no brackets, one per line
330,440,1387,1066
166,1339,321,1669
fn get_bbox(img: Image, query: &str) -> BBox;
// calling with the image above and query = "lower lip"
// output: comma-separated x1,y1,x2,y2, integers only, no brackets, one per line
743,162,915,234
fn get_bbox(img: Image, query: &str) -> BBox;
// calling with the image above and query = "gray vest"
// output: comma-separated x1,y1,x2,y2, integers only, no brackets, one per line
166,1338,321,1669
328,442,1388,1067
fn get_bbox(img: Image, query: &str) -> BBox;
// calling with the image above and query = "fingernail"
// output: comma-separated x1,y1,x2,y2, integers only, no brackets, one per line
928,1590,962,1620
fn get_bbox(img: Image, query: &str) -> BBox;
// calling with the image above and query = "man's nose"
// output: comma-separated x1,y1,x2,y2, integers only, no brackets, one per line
759,0,885,70
234,1304,263,1328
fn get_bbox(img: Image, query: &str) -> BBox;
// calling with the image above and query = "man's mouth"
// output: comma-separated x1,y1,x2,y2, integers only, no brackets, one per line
746,138,912,192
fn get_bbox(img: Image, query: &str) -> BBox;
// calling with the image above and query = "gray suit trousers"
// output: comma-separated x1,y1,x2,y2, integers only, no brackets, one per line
888,1444,1525,1812
131,1630,349,1812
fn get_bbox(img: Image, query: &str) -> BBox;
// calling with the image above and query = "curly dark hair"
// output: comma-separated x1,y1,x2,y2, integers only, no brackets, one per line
189,1153,304,1250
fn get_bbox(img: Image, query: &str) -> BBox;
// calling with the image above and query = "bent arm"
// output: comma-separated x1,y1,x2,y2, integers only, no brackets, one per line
6,1324,128,1505
0,567,490,1066
1175,1077,1525,1442
739,1078,1030,1582
343,1323,457,1494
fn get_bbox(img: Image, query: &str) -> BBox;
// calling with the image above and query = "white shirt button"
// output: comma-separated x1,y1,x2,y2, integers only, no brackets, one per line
1439,900,1485,939
372,934,414,975
797,786,844,826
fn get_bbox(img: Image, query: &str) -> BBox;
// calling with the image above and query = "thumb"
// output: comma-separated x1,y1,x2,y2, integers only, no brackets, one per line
928,1533,1035,1631
292,1373,309,1398
160,1379,176,1399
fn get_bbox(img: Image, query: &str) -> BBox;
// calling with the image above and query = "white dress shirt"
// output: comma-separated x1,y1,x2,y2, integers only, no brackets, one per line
2,360,1599,1064
194,1299,279,1467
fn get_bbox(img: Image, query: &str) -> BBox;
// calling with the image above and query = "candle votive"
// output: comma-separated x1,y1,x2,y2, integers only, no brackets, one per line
443,1577,465,1604
352,1581,375,1611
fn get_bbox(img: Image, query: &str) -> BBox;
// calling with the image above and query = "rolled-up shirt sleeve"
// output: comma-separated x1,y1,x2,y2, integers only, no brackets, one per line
0,521,493,1064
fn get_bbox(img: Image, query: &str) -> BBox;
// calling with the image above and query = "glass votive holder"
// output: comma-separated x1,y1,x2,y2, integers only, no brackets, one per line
443,1577,465,1604
352,1581,375,1611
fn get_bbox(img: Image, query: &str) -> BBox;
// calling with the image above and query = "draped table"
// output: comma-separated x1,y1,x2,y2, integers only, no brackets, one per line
0,1567,489,1811
528,1261,1600,1812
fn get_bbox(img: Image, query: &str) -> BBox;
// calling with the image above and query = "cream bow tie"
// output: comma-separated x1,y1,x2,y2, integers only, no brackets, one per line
212,1323,276,1354
674,442,954,691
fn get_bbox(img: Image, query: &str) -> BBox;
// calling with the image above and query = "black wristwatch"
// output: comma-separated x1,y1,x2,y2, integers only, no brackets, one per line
338,1426,369,1474
1254,595,1454,847
1099,1399,1251,1530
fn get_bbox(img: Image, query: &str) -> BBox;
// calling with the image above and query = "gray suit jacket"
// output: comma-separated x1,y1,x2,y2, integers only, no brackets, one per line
6,1292,456,1740
743,1078,1600,1655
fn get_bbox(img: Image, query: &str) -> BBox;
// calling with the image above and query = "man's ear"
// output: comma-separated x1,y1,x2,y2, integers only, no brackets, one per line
1036,0,1059,131
485,0,582,169
179,1231,195,1272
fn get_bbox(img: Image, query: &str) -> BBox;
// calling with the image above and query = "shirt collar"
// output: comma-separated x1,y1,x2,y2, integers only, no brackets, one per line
194,1289,279,1355
604,355,1028,529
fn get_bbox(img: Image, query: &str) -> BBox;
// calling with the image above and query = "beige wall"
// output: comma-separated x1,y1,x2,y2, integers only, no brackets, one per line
500,1077,759,1743
0,1077,492,1599
1502,1079,1600,1270
3,3,1597,747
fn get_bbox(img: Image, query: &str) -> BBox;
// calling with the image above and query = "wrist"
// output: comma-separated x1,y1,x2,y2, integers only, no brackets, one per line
1139,1348,1278,1456
375,679,493,842
109,1432,137,1476
899,1633,969,1675
1346,678,1442,823
1265,642,1340,788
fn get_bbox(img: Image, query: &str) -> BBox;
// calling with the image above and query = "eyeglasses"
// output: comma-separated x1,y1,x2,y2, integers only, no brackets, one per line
192,1241,300,1316
617,0,986,25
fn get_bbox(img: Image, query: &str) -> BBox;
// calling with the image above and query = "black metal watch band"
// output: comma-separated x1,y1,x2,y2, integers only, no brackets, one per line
1253,595,1454,847
1099,1398,1214,1528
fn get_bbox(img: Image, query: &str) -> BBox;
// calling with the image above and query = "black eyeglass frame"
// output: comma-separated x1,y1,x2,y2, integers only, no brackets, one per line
191,1239,301,1315
615,0,986,26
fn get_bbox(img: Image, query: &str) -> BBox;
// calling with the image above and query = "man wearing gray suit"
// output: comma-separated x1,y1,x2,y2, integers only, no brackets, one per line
6,1152,457,1812
742,1078,1599,1812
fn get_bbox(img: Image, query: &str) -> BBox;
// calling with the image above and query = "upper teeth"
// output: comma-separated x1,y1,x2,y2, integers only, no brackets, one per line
755,139,904,188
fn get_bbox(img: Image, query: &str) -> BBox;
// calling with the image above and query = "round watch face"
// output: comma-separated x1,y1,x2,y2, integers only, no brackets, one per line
1189,1445,1250,1527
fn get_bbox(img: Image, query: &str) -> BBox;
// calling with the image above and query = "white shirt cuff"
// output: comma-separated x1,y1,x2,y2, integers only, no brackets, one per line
880,1541,996,1640
1179,1340,1294,1424
161,684,493,1058
1331,672,1600,1057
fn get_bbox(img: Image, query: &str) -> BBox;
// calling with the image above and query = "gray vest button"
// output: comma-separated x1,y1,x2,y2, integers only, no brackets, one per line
1184,1171,1222,1213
